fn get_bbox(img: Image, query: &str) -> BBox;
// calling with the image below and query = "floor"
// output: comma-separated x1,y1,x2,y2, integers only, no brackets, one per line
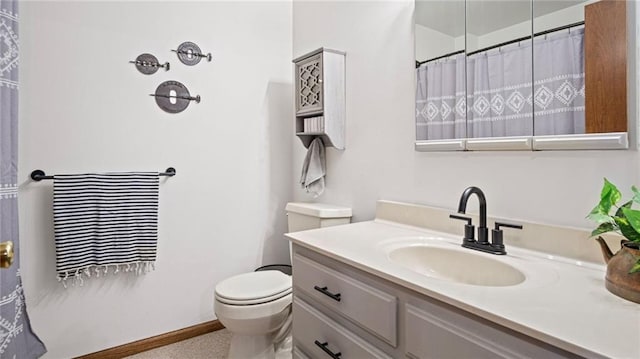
124,329,232,359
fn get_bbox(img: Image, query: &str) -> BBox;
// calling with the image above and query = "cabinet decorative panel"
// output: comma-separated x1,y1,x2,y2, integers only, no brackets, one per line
296,54,323,115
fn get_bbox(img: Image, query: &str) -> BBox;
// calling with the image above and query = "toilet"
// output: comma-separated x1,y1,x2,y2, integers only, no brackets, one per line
214,202,352,359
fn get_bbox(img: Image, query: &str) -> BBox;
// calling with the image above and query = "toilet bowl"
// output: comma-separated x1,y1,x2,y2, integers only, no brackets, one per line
213,202,352,359
214,271,292,359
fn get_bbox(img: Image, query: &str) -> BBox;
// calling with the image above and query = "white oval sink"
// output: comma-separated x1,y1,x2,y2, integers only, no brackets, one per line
388,245,526,287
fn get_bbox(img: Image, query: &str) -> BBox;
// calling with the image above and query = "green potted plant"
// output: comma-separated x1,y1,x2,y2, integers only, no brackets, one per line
588,178,640,303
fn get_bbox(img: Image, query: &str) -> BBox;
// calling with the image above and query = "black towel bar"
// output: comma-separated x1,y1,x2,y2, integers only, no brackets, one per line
30,167,176,181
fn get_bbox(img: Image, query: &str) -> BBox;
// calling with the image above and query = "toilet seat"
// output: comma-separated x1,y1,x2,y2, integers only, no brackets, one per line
216,287,292,305
215,270,292,306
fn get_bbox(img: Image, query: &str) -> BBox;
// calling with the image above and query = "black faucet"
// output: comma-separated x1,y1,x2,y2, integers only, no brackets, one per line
449,186,522,255
457,186,488,244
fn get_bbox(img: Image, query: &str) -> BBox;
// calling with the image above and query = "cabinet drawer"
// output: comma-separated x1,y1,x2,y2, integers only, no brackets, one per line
293,254,397,346
405,301,575,359
293,298,391,359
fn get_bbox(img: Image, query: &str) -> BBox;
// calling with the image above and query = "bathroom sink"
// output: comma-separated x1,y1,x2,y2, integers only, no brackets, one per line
382,238,526,287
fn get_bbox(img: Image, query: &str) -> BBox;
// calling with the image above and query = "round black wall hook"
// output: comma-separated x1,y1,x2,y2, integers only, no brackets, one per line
30,170,47,181
164,167,176,176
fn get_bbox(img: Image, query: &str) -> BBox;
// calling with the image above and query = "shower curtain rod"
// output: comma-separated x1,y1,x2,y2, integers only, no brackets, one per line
415,50,465,68
416,20,585,68
29,167,176,181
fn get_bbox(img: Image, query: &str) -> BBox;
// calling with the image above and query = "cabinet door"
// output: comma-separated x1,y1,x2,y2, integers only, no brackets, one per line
405,301,577,359
295,53,324,116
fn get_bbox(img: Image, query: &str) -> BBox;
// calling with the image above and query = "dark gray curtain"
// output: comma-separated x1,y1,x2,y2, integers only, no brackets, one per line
0,1,47,357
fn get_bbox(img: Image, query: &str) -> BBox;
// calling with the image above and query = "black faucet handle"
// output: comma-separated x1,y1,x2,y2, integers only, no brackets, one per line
449,214,475,243
494,222,523,231
449,214,472,225
491,222,523,254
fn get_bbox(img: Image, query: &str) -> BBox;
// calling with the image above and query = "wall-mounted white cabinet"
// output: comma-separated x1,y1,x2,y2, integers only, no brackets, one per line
293,48,345,150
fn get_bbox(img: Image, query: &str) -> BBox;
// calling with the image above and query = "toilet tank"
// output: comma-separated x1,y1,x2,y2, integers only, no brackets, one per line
285,202,352,232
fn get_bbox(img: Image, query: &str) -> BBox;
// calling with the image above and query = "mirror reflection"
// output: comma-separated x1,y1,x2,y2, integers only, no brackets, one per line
415,0,629,147
533,0,589,136
466,0,532,138
415,0,465,140
534,0,627,136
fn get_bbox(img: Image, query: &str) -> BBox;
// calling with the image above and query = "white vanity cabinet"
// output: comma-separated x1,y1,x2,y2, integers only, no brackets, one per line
293,48,345,150
291,245,580,359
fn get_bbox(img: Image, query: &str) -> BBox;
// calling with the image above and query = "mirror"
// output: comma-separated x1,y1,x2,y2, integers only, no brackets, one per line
466,0,532,140
533,0,627,144
533,0,590,137
415,0,465,141
415,0,632,150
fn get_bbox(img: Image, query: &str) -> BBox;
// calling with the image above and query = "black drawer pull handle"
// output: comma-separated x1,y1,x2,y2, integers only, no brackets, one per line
314,285,341,302
315,340,342,359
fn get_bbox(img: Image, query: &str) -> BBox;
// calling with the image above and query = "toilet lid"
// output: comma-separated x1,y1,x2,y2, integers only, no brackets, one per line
215,271,292,303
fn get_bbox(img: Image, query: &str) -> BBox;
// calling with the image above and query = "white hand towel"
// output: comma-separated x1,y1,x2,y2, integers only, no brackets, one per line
300,137,326,197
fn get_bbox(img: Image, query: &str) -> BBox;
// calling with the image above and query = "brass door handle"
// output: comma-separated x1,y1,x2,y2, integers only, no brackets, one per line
0,241,14,269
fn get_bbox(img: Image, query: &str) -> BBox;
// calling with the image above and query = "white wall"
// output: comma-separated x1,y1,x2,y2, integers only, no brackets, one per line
292,0,639,230
472,0,595,51
472,20,530,51
532,0,596,32
414,24,456,62
19,1,292,357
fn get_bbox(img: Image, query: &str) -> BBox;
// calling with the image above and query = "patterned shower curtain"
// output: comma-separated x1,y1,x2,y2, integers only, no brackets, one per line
416,28,585,139
415,53,466,140
466,40,535,138
532,28,585,136
0,1,47,357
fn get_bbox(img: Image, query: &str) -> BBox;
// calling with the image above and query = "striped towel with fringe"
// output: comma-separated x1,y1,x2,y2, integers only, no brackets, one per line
53,172,159,286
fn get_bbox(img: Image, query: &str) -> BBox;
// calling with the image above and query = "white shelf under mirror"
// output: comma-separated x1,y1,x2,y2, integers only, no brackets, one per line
532,132,629,151
466,137,532,151
415,133,629,152
415,139,466,152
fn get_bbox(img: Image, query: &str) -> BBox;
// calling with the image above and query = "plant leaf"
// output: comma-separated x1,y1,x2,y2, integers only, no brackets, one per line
596,179,621,215
591,222,615,237
603,178,622,206
621,207,640,234
599,190,614,215
587,213,613,224
587,204,604,219
615,200,633,218
613,216,640,242
633,185,640,205
629,258,640,274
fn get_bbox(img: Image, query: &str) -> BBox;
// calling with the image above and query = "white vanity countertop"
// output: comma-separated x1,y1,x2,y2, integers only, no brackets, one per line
286,219,640,359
